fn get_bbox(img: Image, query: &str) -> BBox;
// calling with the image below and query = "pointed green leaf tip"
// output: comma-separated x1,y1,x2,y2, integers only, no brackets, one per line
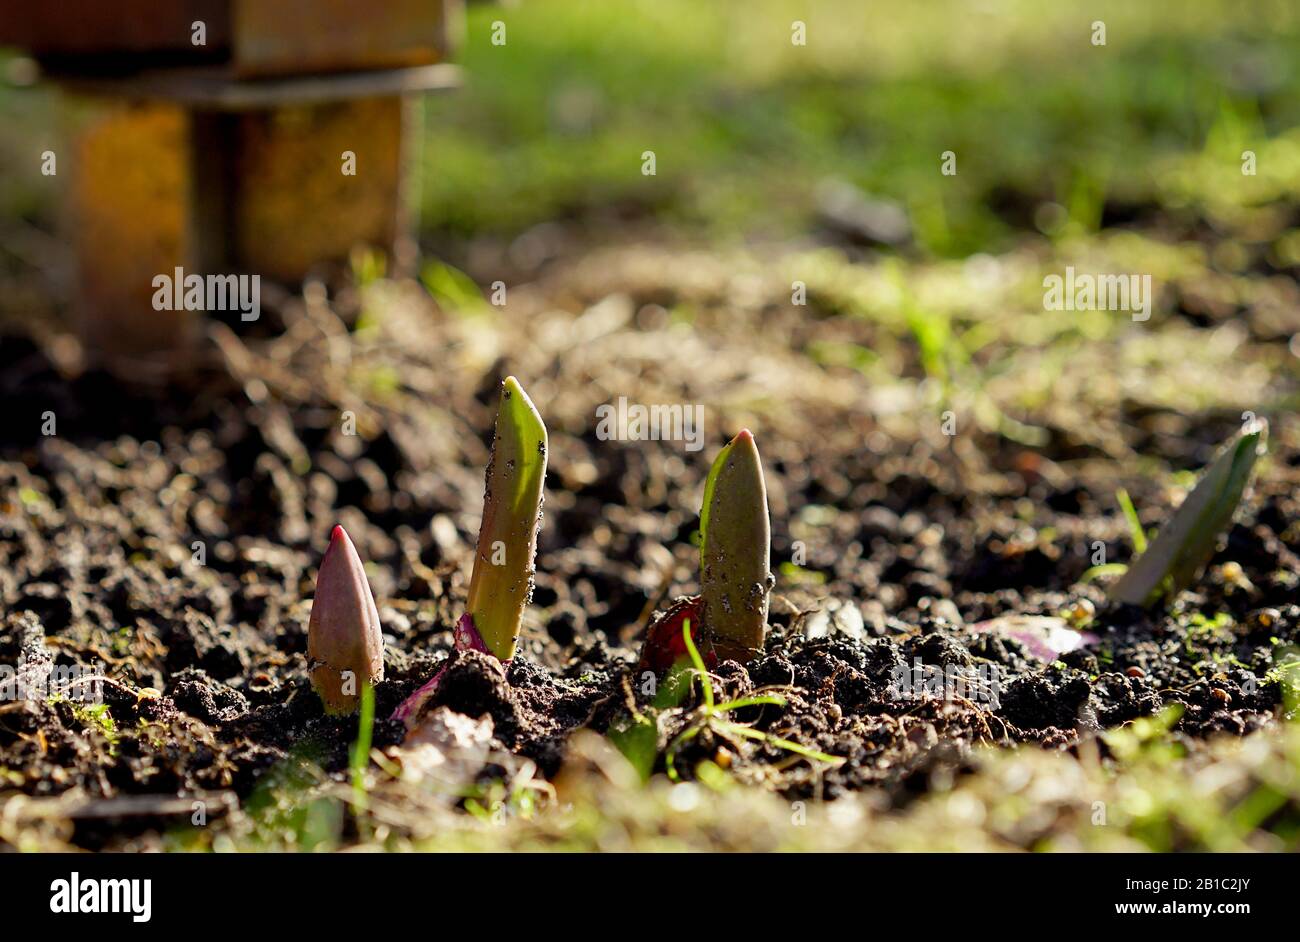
309,525,384,715
699,429,773,662
467,376,548,660
1111,419,1267,608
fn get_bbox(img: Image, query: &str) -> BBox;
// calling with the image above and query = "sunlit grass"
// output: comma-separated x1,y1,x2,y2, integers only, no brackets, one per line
421,0,1300,248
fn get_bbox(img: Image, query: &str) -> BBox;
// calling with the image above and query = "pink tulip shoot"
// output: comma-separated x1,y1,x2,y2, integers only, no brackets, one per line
466,375,549,662
640,429,773,672
308,525,384,716
1111,419,1267,608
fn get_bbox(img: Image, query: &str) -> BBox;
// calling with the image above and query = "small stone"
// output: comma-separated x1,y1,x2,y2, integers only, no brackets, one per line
401,707,495,791
1248,608,1280,631
1219,561,1256,593
803,598,865,643
929,598,963,627
1063,598,1095,627
1125,666,1145,679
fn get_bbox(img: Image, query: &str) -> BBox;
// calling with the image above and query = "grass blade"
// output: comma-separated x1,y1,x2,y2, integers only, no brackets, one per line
1116,487,1147,554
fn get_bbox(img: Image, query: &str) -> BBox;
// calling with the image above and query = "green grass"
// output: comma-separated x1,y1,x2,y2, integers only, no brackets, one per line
137,709,1300,853
350,684,376,814
1117,488,1148,554
421,0,1300,250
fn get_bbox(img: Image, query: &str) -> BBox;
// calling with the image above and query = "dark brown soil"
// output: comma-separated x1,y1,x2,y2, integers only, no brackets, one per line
2,253,1299,850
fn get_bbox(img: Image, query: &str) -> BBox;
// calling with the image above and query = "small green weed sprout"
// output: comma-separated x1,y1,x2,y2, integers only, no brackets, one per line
1117,487,1148,554
663,620,843,782
350,683,376,816
1080,487,1147,584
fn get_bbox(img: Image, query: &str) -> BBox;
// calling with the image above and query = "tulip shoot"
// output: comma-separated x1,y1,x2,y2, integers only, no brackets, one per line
308,525,384,715
1111,420,1267,607
466,376,548,661
699,429,773,662
390,377,548,728
640,429,773,671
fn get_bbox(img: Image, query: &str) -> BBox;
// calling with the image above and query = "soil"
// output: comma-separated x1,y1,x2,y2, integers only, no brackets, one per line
1,240,1298,850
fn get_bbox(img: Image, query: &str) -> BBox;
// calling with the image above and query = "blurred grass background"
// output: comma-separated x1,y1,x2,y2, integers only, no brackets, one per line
3,0,1300,257
416,0,1300,254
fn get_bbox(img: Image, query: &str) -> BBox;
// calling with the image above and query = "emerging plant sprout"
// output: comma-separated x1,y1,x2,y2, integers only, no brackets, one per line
1111,419,1267,608
699,429,772,661
640,429,774,672
308,525,384,715
466,375,549,661
393,376,547,725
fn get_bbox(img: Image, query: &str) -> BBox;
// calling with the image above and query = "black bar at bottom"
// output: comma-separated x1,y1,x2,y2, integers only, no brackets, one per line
0,852,1280,929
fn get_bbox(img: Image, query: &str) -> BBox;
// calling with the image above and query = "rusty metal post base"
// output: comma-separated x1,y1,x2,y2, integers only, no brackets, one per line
59,66,457,379
69,100,199,379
